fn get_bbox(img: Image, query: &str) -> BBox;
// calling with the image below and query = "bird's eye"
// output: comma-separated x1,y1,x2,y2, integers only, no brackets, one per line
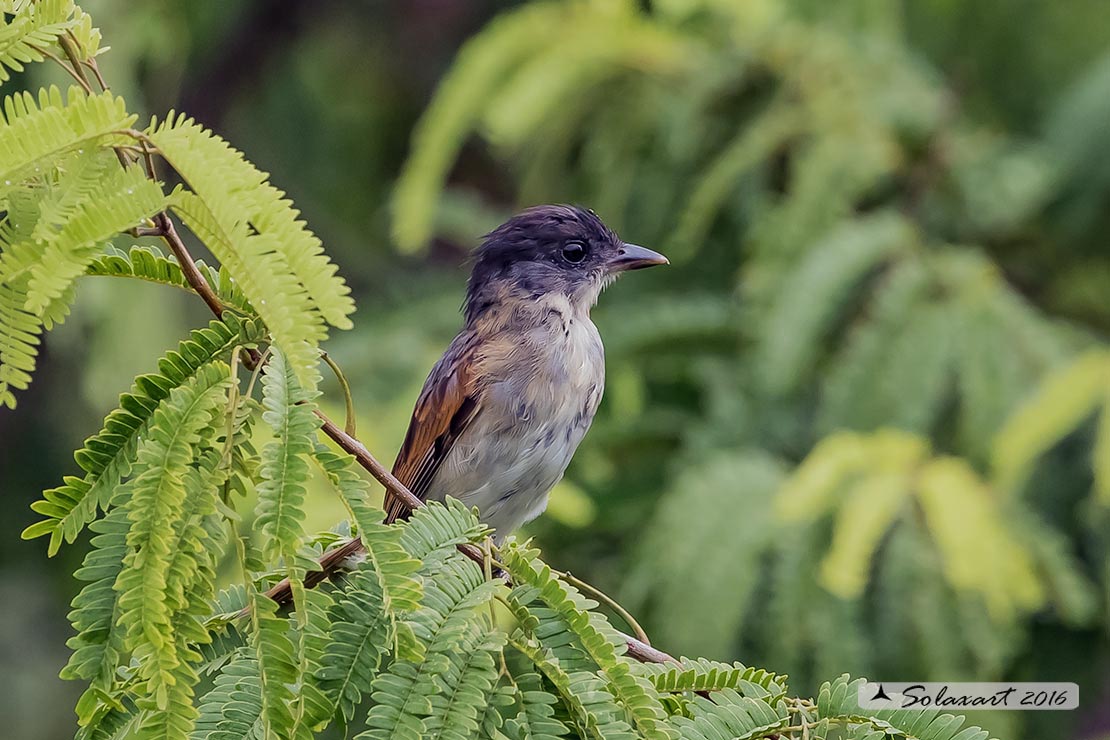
561,241,588,264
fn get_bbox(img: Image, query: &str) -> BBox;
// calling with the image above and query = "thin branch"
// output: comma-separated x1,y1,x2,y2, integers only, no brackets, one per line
156,213,226,318
57,34,94,92
83,55,110,92
558,569,652,646
29,43,90,91
314,412,426,513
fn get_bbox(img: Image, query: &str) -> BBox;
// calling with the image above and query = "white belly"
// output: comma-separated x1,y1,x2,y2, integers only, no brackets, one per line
425,311,604,539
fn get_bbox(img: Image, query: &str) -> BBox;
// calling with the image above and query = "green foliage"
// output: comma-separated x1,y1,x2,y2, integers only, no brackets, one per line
8,1,1105,739
85,244,253,313
22,313,265,553
255,345,322,581
149,115,354,387
0,0,80,84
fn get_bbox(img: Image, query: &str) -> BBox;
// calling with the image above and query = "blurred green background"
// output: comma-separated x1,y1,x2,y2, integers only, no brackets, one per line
3,1,1110,738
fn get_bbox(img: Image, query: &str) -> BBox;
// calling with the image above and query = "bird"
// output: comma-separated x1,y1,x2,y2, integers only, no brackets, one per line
267,204,667,600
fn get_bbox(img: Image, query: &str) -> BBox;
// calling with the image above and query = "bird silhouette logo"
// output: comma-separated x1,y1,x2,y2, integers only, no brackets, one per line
870,684,893,703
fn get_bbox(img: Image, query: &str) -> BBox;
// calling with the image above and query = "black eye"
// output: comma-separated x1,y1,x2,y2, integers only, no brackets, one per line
561,241,588,264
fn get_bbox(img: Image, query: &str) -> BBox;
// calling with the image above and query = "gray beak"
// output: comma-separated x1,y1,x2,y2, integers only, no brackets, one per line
609,243,669,271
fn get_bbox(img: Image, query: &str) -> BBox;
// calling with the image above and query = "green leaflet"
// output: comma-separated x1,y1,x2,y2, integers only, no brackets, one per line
312,444,386,543
294,588,336,735
499,659,569,740
86,244,253,314
669,689,789,740
0,154,165,407
0,0,77,84
191,649,264,740
360,556,502,740
251,592,303,740
149,115,353,386
23,163,165,312
508,637,636,740
0,277,36,407
399,497,490,562
0,85,134,184
503,541,674,740
255,345,322,574
23,314,265,553
310,448,424,725
309,581,389,728
62,493,131,690
113,362,232,710
74,691,140,740
425,627,507,740
634,658,784,696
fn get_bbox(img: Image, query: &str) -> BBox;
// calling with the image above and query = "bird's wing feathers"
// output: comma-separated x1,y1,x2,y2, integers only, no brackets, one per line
384,331,484,523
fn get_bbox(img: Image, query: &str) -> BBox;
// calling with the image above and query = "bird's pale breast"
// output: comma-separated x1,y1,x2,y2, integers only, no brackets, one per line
425,295,605,538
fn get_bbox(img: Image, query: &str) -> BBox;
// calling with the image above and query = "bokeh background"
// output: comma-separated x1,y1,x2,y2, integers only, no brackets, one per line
2,1,1110,738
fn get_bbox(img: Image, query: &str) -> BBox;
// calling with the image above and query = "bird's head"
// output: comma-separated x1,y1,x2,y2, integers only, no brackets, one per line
464,204,667,323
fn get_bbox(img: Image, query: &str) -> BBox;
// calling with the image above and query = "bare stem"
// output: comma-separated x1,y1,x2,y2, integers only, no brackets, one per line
321,351,358,437
156,213,226,318
29,44,90,91
558,569,652,646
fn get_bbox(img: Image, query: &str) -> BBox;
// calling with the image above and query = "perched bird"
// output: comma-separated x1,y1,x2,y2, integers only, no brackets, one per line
269,204,666,598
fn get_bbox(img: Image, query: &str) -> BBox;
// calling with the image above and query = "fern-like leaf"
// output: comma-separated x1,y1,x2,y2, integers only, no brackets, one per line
0,278,37,407
669,689,789,740
509,637,636,740
23,314,264,553
635,659,784,696
85,244,253,313
149,115,353,385
0,85,134,184
426,626,507,740
21,163,165,312
309,454,423,724
256,345,321,577
251,592,303,740
503,540,674,740
499,660,568,740
0,0,76,84
113,362,231,709
360,555,502,740
192,649,263,740
399,497,490,562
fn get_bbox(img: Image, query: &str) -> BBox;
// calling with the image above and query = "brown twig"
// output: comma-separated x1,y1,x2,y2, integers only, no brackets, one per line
156,214,227,319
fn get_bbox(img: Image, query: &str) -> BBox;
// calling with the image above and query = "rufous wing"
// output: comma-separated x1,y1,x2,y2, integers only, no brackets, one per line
384,331,483,523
